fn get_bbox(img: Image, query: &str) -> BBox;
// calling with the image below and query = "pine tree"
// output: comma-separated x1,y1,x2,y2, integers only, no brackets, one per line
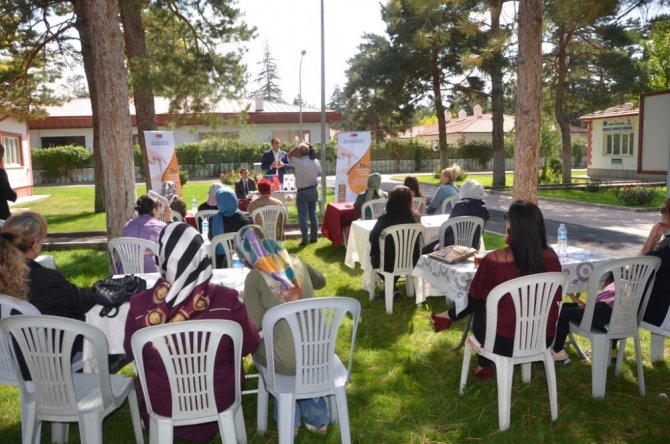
250,42,283,101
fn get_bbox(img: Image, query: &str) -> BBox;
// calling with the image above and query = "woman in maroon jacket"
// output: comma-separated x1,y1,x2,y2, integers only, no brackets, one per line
123,222,260,441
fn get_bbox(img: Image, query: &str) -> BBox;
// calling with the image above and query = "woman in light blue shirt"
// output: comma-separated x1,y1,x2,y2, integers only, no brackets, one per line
426,164,461,215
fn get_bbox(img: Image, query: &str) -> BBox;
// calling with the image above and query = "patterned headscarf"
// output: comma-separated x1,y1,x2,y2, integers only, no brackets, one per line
207,183,223,206
235,225,302,303
365,173,387,202
161,181,178,203
143,223,213,326
211,186,239,237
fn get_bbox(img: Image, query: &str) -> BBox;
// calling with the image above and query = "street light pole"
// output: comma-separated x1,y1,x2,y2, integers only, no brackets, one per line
299,49,306,142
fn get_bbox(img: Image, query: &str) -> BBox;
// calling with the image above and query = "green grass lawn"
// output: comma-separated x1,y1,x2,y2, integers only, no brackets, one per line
1,239,669,443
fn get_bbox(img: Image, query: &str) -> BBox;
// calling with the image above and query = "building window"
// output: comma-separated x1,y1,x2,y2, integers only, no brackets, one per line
1,134,22,166
41,136,86,148
604,132,634,156
198,132,240,140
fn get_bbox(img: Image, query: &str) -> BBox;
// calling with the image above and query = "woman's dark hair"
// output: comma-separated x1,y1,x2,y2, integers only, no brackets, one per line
403,175,423,198
507,200,548,276
135,195,158,216
386,185,418,223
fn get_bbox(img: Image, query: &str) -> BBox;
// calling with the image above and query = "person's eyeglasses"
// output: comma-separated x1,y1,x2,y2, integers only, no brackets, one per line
504,212,510,222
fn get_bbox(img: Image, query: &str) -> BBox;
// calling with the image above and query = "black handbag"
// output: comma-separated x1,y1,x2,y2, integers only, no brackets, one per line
93,275,147,318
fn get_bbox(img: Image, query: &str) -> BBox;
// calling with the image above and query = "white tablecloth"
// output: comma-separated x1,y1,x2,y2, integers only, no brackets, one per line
84,267,249,371
344,214,450,297
412,245,614,313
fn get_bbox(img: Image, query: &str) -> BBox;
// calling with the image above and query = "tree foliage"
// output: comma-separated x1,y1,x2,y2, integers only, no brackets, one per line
642,15,670,90
250,41,283,101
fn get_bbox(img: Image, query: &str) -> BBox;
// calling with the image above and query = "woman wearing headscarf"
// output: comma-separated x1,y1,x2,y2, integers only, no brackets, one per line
122,195,167,273
161,180,186,220
354,172,387,219
123,223,260,441
210,186,253,267
236,225,330,435
198,183,223,212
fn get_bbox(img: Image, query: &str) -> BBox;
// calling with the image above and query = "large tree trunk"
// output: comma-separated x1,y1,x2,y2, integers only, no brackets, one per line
74,11,105,213
513,0,542,203
555,27,573,184
490,0,506,188
72,0,135,238
119,0,157,191
432,53,448,169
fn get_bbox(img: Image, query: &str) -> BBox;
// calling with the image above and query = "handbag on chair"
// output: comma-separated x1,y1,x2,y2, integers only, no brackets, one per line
92,275,146,318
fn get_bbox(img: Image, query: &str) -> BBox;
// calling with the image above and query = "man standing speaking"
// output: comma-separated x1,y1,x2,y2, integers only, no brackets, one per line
289,143,321,246
261,138,289,184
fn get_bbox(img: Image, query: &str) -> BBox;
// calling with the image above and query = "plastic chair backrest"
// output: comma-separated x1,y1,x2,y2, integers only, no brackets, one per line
108,237,159,274
361,199,388,220
438,216,485,249
0,294,40,386
171,212,183,222
379,223,426,275
210,233,237,268
195,210,218,232
483,272,569,359
262,297,361,397
412,197,426,215
250,206,288,241
0,315,114,418
578,256,660,336
131,320,243,424
439,194,459,214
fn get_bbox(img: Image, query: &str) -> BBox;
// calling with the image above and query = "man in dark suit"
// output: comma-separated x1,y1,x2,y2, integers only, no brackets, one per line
234,167,257,199
260,138,289,184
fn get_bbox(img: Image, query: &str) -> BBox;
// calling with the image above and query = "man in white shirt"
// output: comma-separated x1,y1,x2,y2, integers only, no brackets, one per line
288,143,321,246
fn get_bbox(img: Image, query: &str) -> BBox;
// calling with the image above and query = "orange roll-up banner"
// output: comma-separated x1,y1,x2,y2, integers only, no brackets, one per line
143,131,182,196
335,131,372,202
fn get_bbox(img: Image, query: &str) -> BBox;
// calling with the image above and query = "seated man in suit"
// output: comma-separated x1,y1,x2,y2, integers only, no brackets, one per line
235,167,257,199
261,138,289,184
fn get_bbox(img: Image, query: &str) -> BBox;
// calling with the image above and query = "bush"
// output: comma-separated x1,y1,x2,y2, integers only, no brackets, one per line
613,186,658,206
220,170,240,186
179,169,189,186
458,139,492,170
584,179,602,192
539,157,562,184
31,145,92,182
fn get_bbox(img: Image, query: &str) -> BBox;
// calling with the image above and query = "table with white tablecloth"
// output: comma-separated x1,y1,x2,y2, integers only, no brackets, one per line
344,214,450,298
412,245,614,313
83,267,249,371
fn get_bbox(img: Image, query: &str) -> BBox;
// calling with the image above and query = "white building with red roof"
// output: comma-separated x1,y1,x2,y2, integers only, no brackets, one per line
0,115,33,198
27,96,341,149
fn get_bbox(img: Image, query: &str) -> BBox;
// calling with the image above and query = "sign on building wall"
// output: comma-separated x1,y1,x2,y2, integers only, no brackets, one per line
334,131,372,202
143,131,182,195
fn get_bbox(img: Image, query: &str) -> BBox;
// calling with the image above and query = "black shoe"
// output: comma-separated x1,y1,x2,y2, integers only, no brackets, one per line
299,241,309,247
309,239,318,243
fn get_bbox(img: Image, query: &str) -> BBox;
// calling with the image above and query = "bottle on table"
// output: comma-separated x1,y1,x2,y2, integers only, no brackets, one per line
557,223,568,256
231,252,243,268
201,217,209,238
191,197,197,213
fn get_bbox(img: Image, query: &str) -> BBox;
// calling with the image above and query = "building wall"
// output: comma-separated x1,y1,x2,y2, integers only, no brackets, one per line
1,116,33,196
587,115,639,175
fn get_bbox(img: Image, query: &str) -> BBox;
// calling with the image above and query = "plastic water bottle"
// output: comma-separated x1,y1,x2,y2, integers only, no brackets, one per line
191,197,197,213
231,253,243,268
201,217,209,238
557,223,568,256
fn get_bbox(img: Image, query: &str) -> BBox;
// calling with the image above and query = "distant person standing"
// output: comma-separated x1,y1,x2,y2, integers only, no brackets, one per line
261,138,289,184
0,144,17,220
289,143,321,246
235,167,257,199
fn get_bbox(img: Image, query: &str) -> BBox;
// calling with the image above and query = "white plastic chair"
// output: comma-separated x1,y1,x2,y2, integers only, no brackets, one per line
195,209,218,233
412,197,426,215
439,194,459,214
459,272,569,431
360,199,388,220
569,256,660,398
108,237,159,274
251,206,288,241
641,306,670,363
171,212,183,222
0,294,41,386
256,297,361,444
131,320,246,444
374,223,426,314
0,315,144,444
210,232,237,269
438,216,485,249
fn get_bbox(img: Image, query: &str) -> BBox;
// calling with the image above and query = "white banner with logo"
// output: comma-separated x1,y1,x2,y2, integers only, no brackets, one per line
143,131,181,195
334,131,372,202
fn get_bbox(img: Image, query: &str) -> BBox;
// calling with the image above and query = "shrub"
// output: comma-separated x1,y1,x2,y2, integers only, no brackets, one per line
584,179,602,192
220,170,239,186
176,142,204,165
539,157,562,184
31,146,92,182
613,186,658,206
179,169,189,186
572,139,587,166
458,139,492,170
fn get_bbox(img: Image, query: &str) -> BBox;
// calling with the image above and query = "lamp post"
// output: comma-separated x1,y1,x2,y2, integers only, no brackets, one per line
299,49,306,142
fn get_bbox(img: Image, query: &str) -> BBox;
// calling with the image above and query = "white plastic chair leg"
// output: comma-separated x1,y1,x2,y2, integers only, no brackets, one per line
591,336,609,398
495,360,514,431
78,412,103,444
218,411,238,444
459,342,472,395
256,375,269,434
277,393,296,444
383,273,394,315
50,422,68,443
334,387,352,444
234,406,248,444
150,417,173,444
615,339,625,375
544,352,559,421
521,363,531,384
327,394,339,424
634,335,646,396
127,389,144,444
650,334,665,363
405,274,415,297
22,403,39,444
